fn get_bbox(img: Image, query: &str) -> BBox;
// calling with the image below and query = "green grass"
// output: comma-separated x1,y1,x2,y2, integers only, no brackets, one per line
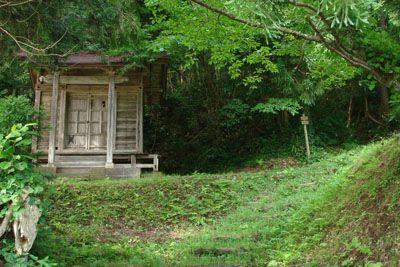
33,135,400,266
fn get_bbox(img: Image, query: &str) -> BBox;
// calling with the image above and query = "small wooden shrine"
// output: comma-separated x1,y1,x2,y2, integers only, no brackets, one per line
27,53,168,178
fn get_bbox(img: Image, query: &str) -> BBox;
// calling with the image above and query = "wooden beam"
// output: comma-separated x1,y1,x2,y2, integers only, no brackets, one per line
57,88,66,151
31,90,41,153
43,75,128,85
106,74,116,168
48,72,59,165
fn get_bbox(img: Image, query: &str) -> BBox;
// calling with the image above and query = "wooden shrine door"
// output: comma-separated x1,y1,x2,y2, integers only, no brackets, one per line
64,90,108,151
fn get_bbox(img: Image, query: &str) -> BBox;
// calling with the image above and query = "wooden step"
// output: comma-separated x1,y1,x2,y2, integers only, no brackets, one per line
55,161,106,168
55,155,106,162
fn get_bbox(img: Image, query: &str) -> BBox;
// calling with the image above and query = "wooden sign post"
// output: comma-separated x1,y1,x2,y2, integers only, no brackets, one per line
301,113,311,158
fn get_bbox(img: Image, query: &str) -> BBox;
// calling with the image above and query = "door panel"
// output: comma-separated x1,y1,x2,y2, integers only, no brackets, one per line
89,95,108,150
64,90,108,151
65,95,88,149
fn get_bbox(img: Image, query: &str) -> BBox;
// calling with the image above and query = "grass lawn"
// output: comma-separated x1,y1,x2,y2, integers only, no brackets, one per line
33,135,400,266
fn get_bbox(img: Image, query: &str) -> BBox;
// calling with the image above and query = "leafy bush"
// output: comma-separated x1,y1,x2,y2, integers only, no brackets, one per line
0,96,39,136
389,90,400,124
253,98,302,115
219,99,251,128
0,124,55,266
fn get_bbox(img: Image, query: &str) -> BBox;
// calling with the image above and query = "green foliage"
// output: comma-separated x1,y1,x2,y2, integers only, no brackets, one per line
0,62,31,96
0,96,39,136
33,135,400,266
41,172,269,240
253,98,301,115
143,57,375,173
317,0,375,28
33,171,271,266
146,0,277,89
1,0,396,175
362,29,400,75
348,237,372,256
0,124,53,266
1,241,56,267
146,0,400,94
0,0,150,59
0,124,40,212
0,123,35,174
389,90,400,123
219,99,250,128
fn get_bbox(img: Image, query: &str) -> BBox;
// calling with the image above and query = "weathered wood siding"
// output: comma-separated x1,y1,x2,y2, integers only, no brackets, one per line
37,88,52,151
115,86,140,151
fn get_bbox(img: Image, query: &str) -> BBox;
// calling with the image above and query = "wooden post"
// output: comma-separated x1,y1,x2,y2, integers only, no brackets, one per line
106,72,115,168
138,87,143,153
31,90,41,153
301,113,311,158
48,72,59,166
57,88,66,151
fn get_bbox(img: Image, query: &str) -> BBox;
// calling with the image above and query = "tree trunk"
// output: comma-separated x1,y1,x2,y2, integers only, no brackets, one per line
0,193,41,256
13,199,41,255
378,86,390,118
347,95,353,128
281,110,289,129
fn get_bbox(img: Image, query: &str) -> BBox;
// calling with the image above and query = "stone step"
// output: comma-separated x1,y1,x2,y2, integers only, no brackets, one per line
55,164,140,178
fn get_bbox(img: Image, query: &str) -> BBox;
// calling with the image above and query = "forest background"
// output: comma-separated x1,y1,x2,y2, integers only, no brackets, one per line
1,0,400,173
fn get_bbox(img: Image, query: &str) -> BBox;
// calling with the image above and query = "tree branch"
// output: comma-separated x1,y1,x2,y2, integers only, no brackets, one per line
305,17,370,69
274,26,321,42
190,0,321,41
0,0,33,9
286,0,317,13
190,0,399,89
291,2,357,54
0,25,70,57
190,0,262,28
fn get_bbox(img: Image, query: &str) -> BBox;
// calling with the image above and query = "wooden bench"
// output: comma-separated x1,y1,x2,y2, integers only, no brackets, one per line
131,154,159,171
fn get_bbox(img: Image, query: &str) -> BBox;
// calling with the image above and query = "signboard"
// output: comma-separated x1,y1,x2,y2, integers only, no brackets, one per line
300,114,309,125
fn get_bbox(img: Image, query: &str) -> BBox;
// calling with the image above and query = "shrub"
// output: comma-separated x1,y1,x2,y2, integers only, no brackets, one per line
0,124,55,266
0,96,39,136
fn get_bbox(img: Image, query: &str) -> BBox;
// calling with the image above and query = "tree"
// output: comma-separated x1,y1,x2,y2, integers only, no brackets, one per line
146,0,400,92
0,0,154,96
0,0,150,60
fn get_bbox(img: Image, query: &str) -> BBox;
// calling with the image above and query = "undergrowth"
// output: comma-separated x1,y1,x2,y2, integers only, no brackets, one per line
33,135,400,266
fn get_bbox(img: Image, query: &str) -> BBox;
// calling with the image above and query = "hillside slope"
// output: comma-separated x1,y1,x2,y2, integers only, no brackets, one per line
33,135,400,266
168,135,400,266
305,135,400,266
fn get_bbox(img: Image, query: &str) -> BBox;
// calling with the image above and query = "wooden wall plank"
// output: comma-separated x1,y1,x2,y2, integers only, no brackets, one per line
115,87,141,151
37,91,51,151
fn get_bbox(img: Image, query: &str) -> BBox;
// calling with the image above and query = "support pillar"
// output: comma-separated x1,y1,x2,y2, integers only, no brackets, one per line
106,73,115,168
48,72,59,166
